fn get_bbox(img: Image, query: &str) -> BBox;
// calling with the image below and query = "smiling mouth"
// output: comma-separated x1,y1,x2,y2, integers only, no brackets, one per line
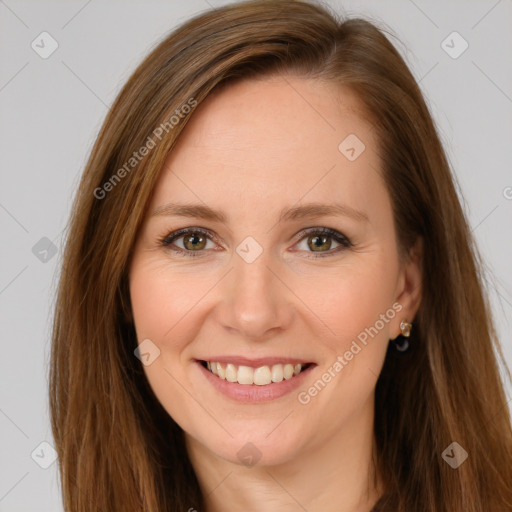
200,360,313,386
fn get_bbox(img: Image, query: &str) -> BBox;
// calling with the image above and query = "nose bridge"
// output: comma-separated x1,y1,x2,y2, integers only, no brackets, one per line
218,244,292,339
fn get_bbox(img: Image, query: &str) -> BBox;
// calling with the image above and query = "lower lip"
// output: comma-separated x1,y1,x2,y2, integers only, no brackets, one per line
195,361,316,403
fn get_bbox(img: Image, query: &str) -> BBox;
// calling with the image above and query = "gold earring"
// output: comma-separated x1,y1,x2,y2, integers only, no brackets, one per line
391,320,413,352
400,320,412,337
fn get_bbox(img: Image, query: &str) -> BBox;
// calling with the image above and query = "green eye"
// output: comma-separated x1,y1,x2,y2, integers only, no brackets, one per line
160,227,352,259
161,228,214,257
294,227,352,258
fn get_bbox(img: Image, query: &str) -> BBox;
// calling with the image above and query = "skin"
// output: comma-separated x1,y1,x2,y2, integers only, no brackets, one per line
129,74,422,512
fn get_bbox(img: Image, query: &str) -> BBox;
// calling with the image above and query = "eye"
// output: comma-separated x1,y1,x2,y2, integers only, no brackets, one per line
292,227,352,258
160,228,218,258
159,226,352,259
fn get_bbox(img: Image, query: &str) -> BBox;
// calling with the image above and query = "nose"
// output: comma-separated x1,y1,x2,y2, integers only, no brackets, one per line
215,252,294,341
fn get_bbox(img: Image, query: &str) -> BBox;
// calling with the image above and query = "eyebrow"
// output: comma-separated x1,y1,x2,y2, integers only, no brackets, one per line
150,202,369,223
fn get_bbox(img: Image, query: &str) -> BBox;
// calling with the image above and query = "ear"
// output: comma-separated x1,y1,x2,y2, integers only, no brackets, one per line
391,236,423,338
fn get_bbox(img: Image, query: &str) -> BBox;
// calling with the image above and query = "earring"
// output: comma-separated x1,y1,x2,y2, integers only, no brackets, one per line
392,320,413,352
400,320,412,337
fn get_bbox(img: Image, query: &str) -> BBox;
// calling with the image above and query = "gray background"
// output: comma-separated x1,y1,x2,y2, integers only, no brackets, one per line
1,0,511,510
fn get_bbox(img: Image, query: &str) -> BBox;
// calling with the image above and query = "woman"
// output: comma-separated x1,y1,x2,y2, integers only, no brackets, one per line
49,0,512,510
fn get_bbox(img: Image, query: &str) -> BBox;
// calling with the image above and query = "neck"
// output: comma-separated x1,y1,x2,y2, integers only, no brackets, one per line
185,394,384,512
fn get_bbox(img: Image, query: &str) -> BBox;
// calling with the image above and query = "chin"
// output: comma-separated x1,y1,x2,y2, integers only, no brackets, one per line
194,420,310,468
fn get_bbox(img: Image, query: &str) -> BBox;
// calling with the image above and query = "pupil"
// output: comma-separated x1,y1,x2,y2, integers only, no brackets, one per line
185,233,205,250
310,235,330,251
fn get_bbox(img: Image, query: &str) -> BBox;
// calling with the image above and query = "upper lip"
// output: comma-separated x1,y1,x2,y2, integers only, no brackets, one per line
197,356,315,367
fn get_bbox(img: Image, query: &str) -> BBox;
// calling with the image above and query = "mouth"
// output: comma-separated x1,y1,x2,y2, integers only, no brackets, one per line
200,360,314,386
196,358,316,402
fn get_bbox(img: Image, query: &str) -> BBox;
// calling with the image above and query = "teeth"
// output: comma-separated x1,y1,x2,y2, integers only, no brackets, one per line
253,366,272,386
225,363,237,382
237,365,254,385
216,362,225,379
283,363,294,380
271,364,283,383
204,361,307,385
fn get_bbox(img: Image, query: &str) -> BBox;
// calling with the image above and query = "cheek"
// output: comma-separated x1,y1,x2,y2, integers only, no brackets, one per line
129,258,226,376
128,259,210,431
293,257,398,352
129,264,177,342
292,263,395,434
129,259,206,342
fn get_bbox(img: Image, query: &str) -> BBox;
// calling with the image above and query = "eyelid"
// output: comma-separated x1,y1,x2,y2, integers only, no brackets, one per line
159,227,220,257
161,227,220,246
159,226,352,258
290,226,353,258
293,226,352,245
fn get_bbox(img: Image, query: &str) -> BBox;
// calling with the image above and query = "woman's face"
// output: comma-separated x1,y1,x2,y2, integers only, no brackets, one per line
129,75,421,467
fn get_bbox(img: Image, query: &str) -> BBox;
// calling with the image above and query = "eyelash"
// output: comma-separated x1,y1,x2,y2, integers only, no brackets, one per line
158,227,353,259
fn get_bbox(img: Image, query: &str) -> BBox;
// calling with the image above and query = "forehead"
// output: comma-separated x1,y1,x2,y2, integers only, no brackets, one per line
151,75,384,220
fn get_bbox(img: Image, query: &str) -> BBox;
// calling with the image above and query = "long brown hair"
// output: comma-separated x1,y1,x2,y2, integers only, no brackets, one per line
49,1,512,510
